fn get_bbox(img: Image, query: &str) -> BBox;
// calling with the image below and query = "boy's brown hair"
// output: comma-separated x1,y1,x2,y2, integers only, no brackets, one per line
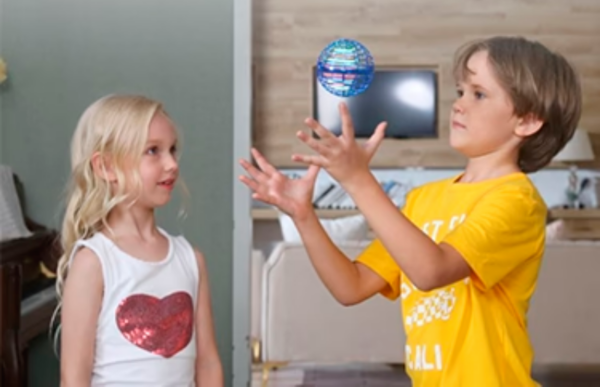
452,36,582,173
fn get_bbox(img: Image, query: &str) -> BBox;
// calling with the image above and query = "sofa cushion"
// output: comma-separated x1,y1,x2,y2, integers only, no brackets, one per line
278,212,369,243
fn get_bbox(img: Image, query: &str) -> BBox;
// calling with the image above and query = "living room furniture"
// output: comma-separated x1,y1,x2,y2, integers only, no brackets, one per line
251,240,600,384
549,208,600,240
552,128,596,208
0,173,60,387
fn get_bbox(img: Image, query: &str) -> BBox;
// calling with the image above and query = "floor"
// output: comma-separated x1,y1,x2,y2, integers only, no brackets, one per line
251,363,600,387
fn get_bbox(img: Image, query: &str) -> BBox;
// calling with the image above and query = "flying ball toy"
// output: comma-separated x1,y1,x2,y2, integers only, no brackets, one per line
316,38,375,98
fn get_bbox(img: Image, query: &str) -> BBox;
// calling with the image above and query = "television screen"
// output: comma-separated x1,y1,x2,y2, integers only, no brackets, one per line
312,68,438,139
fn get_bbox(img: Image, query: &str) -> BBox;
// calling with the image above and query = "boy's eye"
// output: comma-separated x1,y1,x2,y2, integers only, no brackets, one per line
456,89,464,97
474,91,485,99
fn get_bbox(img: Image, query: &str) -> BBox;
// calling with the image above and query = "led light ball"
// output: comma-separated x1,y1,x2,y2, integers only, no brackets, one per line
316,38,375,97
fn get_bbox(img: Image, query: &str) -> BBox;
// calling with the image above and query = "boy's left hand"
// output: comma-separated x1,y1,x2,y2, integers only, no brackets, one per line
292,102,387,189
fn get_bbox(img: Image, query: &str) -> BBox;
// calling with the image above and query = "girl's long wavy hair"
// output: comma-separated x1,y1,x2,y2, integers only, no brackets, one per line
50,94,172,347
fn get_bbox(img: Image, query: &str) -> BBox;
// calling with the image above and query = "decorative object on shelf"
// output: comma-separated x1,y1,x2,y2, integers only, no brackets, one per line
595,177,600,208
552,128,595,208
0,57,7,84
316,38,374,97
312,180,409,210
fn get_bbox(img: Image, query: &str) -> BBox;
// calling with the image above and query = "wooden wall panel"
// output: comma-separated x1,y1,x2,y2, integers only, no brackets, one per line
252,0,600,168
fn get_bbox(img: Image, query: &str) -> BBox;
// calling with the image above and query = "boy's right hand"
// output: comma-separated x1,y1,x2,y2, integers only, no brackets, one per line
239,148,320,221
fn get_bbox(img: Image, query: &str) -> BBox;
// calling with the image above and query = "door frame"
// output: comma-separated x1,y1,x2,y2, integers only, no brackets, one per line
232,0,253,384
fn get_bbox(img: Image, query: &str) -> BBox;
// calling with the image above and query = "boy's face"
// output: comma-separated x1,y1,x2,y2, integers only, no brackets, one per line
449,50,521,159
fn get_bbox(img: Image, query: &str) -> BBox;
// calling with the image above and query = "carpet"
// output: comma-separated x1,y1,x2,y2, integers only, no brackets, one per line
298,365,600,387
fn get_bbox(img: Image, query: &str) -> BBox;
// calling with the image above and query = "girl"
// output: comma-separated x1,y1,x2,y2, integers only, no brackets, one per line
55,94,223,386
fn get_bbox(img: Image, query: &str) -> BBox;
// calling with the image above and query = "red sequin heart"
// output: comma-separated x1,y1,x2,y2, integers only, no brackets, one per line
116,291,194,358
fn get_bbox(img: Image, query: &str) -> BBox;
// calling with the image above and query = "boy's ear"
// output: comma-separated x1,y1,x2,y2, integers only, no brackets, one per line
515,114,544,138
91,152,117,182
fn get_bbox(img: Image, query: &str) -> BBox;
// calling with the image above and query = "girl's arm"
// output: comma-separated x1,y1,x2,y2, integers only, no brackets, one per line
193,248,223,387
60,247,103,387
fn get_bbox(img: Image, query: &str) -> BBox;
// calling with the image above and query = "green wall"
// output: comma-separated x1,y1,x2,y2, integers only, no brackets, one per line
0,0,236,385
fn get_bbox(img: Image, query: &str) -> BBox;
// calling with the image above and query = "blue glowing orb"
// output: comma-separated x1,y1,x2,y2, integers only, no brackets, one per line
316,38,375,98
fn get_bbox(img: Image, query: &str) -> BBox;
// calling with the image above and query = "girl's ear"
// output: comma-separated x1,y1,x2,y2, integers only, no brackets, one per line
91,152,117,182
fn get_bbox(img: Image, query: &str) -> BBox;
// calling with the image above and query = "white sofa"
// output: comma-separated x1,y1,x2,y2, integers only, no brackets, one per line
251,240,600,370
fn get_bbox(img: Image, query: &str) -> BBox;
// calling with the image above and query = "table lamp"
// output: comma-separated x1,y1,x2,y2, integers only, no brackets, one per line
552,128,595,208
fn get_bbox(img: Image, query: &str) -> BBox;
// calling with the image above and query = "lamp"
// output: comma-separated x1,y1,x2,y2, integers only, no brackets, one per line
553,128,595,208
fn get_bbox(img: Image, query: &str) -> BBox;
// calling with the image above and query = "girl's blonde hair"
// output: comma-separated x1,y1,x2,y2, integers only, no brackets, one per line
51,94,175,343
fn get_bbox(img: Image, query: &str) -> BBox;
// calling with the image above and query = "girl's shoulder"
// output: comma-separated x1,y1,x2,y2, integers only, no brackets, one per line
159,227,194,250
158,227,201,266
69,231,113,260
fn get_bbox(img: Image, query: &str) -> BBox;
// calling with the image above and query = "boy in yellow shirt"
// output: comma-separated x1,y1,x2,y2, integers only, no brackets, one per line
239,36,582,386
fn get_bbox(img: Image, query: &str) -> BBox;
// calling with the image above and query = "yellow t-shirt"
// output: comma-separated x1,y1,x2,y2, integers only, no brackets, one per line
356,172,547,387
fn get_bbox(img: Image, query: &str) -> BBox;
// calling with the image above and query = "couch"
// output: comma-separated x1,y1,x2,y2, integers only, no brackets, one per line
250,240,600,378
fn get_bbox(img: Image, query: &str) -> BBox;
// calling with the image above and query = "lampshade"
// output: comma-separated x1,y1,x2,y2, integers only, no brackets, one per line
553,128,595,162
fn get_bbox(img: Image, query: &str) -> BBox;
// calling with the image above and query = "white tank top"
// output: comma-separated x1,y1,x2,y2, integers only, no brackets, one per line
68,228,199,386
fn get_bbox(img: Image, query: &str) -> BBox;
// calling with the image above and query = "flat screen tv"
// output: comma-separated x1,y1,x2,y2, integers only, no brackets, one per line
312,67,438,139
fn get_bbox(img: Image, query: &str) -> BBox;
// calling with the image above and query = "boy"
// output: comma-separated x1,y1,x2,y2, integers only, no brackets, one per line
239,36,582,386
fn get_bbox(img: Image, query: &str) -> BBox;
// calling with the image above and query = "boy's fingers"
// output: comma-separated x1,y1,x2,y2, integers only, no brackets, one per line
251,147,278,176
339,102,355,140
365,122,387,157
296,130,332,157
291,153,328,168
239,159,267,183
304,118,337,145
238,175,261,192
305,165,321,182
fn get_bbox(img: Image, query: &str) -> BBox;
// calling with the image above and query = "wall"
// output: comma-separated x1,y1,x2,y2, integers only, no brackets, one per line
252,0,600,168
1,0,236,385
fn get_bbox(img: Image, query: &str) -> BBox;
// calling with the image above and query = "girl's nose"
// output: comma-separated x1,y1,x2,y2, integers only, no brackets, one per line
164,153,179,172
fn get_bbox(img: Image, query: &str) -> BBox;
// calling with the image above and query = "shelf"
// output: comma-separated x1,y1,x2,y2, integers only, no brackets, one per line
252,208,360,220
253,208,600,221
549,209,600,219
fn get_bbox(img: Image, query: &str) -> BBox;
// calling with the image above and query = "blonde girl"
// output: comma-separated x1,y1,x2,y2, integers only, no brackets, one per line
56,94,222,386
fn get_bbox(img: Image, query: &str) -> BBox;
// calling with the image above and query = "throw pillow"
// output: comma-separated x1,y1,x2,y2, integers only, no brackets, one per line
278,211,369,243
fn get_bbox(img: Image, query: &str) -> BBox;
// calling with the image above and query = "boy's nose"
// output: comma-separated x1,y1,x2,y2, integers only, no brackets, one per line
452,100,465,114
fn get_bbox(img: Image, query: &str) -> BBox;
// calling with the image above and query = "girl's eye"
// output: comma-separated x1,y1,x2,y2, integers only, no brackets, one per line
456,89,464,97
170,145,177,155
475,91,485,100
146,146,158,155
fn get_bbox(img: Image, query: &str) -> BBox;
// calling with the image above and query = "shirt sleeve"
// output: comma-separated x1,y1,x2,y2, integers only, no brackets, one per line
355,238,402,300
354,187,421,300
441,183,547,291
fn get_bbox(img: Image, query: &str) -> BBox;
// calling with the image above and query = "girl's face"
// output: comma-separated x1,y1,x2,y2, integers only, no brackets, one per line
135,112,179,208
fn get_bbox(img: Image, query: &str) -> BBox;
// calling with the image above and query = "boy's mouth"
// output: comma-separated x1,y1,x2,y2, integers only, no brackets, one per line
451,120,466,130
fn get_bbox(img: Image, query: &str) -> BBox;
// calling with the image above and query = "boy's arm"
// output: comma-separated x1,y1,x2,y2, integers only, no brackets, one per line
193,248,224,387
294,209,389,306
344,173,471,292
60,247,103,387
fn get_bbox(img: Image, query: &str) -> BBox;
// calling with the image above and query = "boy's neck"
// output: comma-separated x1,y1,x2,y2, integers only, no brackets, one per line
459,152,522,183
